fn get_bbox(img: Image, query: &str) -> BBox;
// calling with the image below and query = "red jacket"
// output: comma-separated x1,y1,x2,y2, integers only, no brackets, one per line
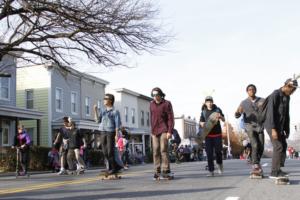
150,99,174,135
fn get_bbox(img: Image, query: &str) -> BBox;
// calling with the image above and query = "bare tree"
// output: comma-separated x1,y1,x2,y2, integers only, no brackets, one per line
0,0,170,69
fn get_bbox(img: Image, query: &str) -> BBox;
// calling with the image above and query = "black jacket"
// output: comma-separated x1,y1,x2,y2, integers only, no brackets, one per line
264,88,290,135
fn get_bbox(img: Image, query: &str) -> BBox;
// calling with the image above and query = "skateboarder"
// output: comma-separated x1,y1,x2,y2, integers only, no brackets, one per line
235,84,265,177
53,116,70,175
264,78,298,179
199,96,225,177
67,121,86,174
94,93,122,177
12,125,31,176
150,87,174,180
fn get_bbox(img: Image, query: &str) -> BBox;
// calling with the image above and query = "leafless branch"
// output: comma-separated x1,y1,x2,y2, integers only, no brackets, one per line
0,0,171,69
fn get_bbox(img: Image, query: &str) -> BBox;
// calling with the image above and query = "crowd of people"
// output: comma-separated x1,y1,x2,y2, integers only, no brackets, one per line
11,78,298,181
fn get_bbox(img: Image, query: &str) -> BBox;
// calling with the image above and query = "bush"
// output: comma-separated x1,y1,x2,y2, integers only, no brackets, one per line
0,146,107,172
0,146,51,172
87,149,105,167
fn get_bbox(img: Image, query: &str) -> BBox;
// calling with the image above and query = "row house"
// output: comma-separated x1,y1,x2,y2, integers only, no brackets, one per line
174,115,198,146
16,64,108,147
111,88,152,156
0,55,43,147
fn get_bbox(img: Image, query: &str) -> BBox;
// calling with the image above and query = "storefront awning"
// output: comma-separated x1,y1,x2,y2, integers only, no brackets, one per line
0,105,44,120
127,127,150,135
52,119,99,130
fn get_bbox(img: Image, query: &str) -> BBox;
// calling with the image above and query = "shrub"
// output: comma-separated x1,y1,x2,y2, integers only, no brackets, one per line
0,146,51,172
0,146,105,172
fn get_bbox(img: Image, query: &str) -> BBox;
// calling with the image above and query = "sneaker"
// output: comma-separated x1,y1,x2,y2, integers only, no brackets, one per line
207,171,214,177
253,164,260,169
58,169,67,175
270,169,289,179
278,170,289,177
77,167,85,173
269,171,278,179
153,173,160,180
162,172,174,180
217,164,223,175
19,171,26,176
258,164,264,173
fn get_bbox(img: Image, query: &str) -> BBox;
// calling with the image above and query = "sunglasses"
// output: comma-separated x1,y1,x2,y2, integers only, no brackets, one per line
151,91,161,97
103,97,111,100
152,94,161,97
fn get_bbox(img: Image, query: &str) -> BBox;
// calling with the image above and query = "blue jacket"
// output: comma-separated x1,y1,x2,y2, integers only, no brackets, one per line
95,107,121,133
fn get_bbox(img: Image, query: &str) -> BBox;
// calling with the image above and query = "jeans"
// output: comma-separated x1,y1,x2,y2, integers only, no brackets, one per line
100,132,116,172
67,149,76,170
152,133,170,173
205,136,222,172
267,129,287,173
18,149,30,173
245,124,264,165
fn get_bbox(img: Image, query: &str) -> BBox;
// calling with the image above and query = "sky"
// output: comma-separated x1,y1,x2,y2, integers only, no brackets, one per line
80,0,300,129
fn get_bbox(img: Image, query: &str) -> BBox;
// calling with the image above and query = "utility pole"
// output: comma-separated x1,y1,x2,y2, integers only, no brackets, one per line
226,114,232,159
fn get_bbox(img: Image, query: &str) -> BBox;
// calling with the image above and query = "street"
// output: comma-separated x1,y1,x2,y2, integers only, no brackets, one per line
0,159,299,200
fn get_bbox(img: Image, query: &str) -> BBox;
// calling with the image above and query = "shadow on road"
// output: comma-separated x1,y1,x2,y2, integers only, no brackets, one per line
1,187,234,200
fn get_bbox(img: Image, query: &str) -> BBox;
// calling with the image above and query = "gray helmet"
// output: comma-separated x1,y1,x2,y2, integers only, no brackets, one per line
205,96,213,102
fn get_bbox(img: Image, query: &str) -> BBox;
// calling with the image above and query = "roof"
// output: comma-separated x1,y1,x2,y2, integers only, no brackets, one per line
114,88,152,101
114,88,140,97
54,65,109,86
139,94,152,101
20,63,109,86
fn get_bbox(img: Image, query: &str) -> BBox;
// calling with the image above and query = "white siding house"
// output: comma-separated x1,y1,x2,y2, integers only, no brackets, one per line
110,88,152,156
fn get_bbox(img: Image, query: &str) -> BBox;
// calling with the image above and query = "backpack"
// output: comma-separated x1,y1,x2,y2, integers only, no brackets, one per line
256,95,270,126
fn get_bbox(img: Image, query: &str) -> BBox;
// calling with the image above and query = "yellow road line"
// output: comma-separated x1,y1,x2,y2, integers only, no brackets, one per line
0,170,151,195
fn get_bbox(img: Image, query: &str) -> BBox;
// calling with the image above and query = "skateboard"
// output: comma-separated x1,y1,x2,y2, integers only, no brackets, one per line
250,171,263,179
99,171,122,180
275,177,290,185
196,112,220,143
68,169,85,175
153,174,174,181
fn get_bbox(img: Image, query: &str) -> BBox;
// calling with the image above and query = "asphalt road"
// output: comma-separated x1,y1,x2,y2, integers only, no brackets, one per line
0,158,299,200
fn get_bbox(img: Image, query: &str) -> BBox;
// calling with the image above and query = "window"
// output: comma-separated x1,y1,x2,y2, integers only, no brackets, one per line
141,110,145,126
26,89,34,109
147,112,150,127
0,77,10,100
124,107,128,123
55,88,63,112
131,108,135,124
2,128,9,146
71,92,78,114
85,96,90,116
